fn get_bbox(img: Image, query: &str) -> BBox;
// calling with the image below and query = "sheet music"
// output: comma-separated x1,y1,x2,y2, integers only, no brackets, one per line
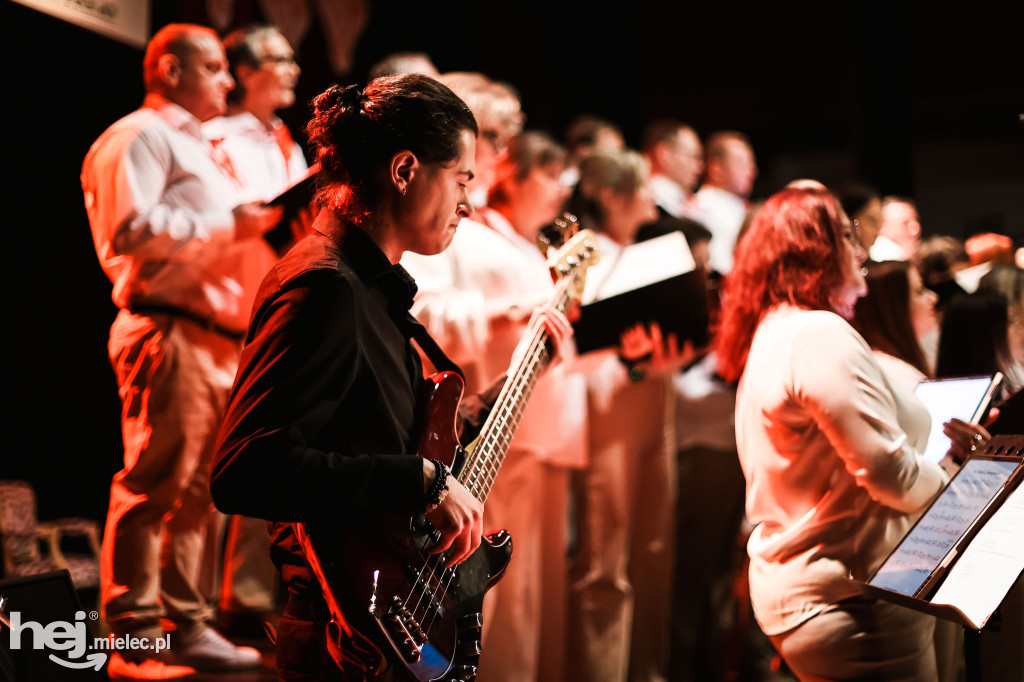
581,232,694,304
868,459,1019,596
931,484,1024,628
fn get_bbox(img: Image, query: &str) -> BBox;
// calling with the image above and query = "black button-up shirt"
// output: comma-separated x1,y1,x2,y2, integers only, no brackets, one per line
212,218,430,591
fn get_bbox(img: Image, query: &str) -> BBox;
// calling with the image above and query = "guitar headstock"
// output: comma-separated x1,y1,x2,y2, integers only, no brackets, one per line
536,212,580,257
548,229,600,302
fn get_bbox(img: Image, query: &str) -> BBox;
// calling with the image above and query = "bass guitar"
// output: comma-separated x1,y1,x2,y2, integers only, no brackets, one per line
295,228,599,681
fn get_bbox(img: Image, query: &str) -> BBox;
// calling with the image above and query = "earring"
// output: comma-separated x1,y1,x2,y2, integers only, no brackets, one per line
401,187,407,197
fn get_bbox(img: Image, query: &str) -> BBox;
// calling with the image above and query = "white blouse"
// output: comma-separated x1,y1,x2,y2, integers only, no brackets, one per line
735,304,947,635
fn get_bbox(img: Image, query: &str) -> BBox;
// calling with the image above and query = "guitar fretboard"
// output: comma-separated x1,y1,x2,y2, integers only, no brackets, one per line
458,279,573,502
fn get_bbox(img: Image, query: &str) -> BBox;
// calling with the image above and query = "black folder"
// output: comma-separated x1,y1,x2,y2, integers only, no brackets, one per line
264,163,319,254
573,231,709,354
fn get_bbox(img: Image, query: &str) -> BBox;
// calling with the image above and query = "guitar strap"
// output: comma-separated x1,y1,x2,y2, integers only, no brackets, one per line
403,313,466,380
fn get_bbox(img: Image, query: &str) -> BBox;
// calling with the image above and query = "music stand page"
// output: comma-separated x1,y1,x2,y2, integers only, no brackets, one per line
913,377,992,464
867,457,1019,597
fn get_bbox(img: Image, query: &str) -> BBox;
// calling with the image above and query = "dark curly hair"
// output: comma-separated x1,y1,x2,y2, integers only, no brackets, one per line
306,74,478,224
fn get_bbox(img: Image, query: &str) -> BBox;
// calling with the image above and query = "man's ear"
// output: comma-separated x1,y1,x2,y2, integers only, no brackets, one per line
157,53,182,88
236,63,256,90
390,150,419,195
653,143,670,170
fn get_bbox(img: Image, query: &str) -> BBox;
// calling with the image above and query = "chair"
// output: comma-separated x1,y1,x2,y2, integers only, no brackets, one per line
0,480,101,589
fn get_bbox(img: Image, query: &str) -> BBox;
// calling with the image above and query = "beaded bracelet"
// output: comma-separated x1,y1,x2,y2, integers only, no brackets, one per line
424,458,451,512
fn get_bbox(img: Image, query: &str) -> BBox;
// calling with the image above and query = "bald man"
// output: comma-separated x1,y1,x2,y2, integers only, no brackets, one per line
82,23,279,677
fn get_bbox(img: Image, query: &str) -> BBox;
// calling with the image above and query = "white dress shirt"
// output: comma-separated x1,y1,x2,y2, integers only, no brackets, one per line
649,173,691,219
869,234,907,262
82,94,270,331
203,112,308,203
692,185,747,274
401,211,587,467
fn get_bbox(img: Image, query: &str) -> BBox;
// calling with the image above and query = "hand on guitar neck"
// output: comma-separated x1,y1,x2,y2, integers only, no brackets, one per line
420,303,573,568
422,459,484,566
506,304,576,373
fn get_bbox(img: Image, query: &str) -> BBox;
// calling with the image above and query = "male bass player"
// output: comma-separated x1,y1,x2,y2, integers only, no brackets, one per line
210,75,572,681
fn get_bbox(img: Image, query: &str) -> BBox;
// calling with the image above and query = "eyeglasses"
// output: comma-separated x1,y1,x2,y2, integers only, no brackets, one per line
259,54,297,66
480,129,508,154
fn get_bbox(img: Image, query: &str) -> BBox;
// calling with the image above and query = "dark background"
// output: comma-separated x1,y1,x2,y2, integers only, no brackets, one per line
4,0,1022,523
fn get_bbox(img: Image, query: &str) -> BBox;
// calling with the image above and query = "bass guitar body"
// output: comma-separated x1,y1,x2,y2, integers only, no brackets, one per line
297,370,512,682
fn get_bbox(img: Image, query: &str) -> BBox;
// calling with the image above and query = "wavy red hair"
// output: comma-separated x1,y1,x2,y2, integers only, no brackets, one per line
715,187,849,382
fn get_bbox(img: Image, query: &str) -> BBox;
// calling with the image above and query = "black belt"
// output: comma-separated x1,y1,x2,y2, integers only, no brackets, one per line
126,303,247,342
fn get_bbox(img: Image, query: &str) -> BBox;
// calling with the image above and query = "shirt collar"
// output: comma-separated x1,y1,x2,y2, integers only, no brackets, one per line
142,93,204,141
221,111,285,139
314,214,418,312
649,174,688,218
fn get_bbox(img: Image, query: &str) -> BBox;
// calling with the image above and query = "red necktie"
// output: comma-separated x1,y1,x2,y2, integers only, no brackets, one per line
273,123,295,168
208,138,244,188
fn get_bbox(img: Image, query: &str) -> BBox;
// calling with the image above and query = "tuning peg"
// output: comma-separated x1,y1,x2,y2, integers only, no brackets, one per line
452,664,478,680
459,613,483,630
460,640,482,657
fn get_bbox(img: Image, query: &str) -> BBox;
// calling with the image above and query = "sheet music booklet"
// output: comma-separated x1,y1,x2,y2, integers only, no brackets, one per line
572,231,709,354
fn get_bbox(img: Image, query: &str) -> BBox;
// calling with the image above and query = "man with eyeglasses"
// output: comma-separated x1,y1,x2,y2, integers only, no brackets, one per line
642,119,704,220
203,23,309,637
207,25,308,204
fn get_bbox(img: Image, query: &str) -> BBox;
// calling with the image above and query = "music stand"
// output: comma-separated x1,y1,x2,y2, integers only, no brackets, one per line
861,435,1024,681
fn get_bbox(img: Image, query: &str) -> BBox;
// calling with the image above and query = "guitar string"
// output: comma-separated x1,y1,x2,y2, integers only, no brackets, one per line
409,328,549,635
395,272,576,640
468,287,565,495
409,270,578,635
397,333,551,619
417,325,553,633
415,333,547,630
465,276,570,491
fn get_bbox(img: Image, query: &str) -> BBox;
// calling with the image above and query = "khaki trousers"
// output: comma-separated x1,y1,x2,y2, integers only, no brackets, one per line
770,597,937,681
568,373,676,682
220,514,278,614
102,310,240,643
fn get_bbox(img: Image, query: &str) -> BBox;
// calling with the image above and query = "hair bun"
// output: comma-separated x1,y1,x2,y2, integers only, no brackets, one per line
338,84,366,111
312,83,365,120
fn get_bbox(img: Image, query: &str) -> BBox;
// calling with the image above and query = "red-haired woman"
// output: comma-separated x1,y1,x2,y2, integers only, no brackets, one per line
715,187,988,680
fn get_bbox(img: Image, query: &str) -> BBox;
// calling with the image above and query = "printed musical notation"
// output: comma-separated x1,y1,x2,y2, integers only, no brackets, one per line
868,459,1018,596
932,484,1024,628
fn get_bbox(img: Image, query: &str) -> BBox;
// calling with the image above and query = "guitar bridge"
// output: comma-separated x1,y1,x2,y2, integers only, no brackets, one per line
384,595,427,663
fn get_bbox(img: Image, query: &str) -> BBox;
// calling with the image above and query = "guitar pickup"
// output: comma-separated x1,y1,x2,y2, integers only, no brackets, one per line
401,563,447,619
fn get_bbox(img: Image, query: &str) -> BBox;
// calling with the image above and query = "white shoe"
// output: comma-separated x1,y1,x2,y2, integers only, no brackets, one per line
170,627,263,672
107,652,195,680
